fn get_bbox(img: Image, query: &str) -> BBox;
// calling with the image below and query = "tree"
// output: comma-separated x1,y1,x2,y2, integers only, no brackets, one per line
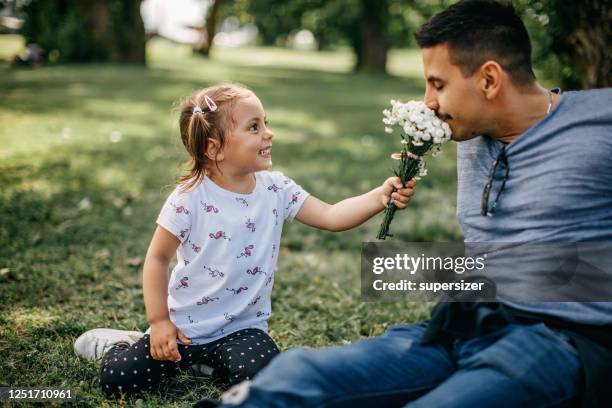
193,0,224,57
546,0,611,89
18,0,146,64
516,0,611,89
238,0,427,73
354,0,390,71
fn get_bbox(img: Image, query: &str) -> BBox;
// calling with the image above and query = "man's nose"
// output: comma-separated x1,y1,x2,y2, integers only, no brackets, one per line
425,100,439,112
424,90,439,112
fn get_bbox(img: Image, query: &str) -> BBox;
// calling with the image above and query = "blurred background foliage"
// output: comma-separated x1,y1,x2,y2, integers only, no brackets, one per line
2,0,610,89
5,0,146,63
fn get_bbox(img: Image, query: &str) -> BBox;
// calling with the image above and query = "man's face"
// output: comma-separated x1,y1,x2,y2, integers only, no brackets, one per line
421,44,487,142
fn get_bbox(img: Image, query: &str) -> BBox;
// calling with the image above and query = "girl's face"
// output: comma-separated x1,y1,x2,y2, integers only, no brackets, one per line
220,93,274,175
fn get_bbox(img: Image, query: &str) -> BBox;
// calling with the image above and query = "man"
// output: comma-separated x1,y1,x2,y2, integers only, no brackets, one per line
210,1,612,407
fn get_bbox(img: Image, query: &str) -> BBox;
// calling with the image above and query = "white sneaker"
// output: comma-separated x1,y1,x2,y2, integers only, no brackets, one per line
221,380,251,405
74,328,143,361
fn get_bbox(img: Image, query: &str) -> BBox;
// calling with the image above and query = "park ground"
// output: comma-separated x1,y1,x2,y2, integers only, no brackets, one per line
0,35,464,406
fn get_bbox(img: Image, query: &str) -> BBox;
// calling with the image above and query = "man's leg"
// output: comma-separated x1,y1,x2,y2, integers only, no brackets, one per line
226,322,455,408
405,323,580,408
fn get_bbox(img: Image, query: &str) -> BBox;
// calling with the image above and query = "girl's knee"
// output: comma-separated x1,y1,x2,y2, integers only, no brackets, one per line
99,362,160,398
99,369,126,398
228,351,279,385
100,375,154,398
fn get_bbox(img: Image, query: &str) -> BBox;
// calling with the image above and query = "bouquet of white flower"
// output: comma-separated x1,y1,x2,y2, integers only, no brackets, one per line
377,100,452,240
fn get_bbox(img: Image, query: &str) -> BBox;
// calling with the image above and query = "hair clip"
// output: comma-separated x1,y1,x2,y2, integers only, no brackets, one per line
193,106,203,114
204,95,218,112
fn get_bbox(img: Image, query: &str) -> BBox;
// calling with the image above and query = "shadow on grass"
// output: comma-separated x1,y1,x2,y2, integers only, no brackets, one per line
0,58,424,123
0,52,456,406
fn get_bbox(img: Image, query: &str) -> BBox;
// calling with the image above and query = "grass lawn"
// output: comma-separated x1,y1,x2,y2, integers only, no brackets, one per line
0,36,462,407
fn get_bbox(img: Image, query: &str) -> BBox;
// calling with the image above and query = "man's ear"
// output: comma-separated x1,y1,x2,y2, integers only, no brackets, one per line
205,139,224,162
479,61,503,101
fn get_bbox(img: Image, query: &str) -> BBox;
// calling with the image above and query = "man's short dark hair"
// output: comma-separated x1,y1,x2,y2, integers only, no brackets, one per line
414,0,536,86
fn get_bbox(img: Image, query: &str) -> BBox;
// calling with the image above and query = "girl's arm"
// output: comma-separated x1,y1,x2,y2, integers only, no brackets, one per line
142,226,191,362
296,176,415,232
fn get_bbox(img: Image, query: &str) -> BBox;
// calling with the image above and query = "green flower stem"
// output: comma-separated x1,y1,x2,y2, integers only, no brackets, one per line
377,140,434,240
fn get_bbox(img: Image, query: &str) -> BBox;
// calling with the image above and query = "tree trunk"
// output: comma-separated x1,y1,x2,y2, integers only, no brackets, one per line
550,0,611,89
353,0,389,72
79,0,145,64
194,0,222,57
115,0,147,63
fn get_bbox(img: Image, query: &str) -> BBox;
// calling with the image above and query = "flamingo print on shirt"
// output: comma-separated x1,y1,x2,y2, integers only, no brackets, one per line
267,184,280,192
286,191,301,210
204,265,224,278
200,201,219,213
176,277,189,290
226,286,248,295
245,218,256,232
209,230,231,240
189,240,201,253
272,209,278,226
171,203,190,215
246,266,265,275
197,296,219,305
156,172,308,340
237,244,254,258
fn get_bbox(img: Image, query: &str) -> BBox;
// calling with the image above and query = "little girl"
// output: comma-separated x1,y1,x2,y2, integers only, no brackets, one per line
74,83,415,398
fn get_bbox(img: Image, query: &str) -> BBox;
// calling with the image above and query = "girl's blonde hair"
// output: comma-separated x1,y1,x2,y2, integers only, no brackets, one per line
177,83,253,190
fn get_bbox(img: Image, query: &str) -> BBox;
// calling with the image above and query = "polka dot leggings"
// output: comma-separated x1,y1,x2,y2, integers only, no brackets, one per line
99,328,279,398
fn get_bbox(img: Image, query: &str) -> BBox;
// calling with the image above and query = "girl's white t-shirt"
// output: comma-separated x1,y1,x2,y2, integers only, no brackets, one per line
154,171,309,344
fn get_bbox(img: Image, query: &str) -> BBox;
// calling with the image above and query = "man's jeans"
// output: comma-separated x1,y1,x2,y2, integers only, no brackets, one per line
225,322,580,407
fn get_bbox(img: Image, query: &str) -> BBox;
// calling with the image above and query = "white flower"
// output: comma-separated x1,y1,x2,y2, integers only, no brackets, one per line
418,160,428,177
382,100,452,147
382,99,452,180
431,145,442,157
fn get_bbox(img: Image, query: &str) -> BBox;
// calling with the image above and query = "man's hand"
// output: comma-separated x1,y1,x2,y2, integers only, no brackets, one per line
149,319,191,362
380,176,416,209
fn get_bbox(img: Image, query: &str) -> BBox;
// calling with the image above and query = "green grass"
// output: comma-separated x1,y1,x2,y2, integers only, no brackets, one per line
0,37,461,407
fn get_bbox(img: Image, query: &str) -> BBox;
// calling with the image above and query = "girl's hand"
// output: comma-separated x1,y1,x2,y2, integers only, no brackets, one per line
380,176,416,209
149,319,192,362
